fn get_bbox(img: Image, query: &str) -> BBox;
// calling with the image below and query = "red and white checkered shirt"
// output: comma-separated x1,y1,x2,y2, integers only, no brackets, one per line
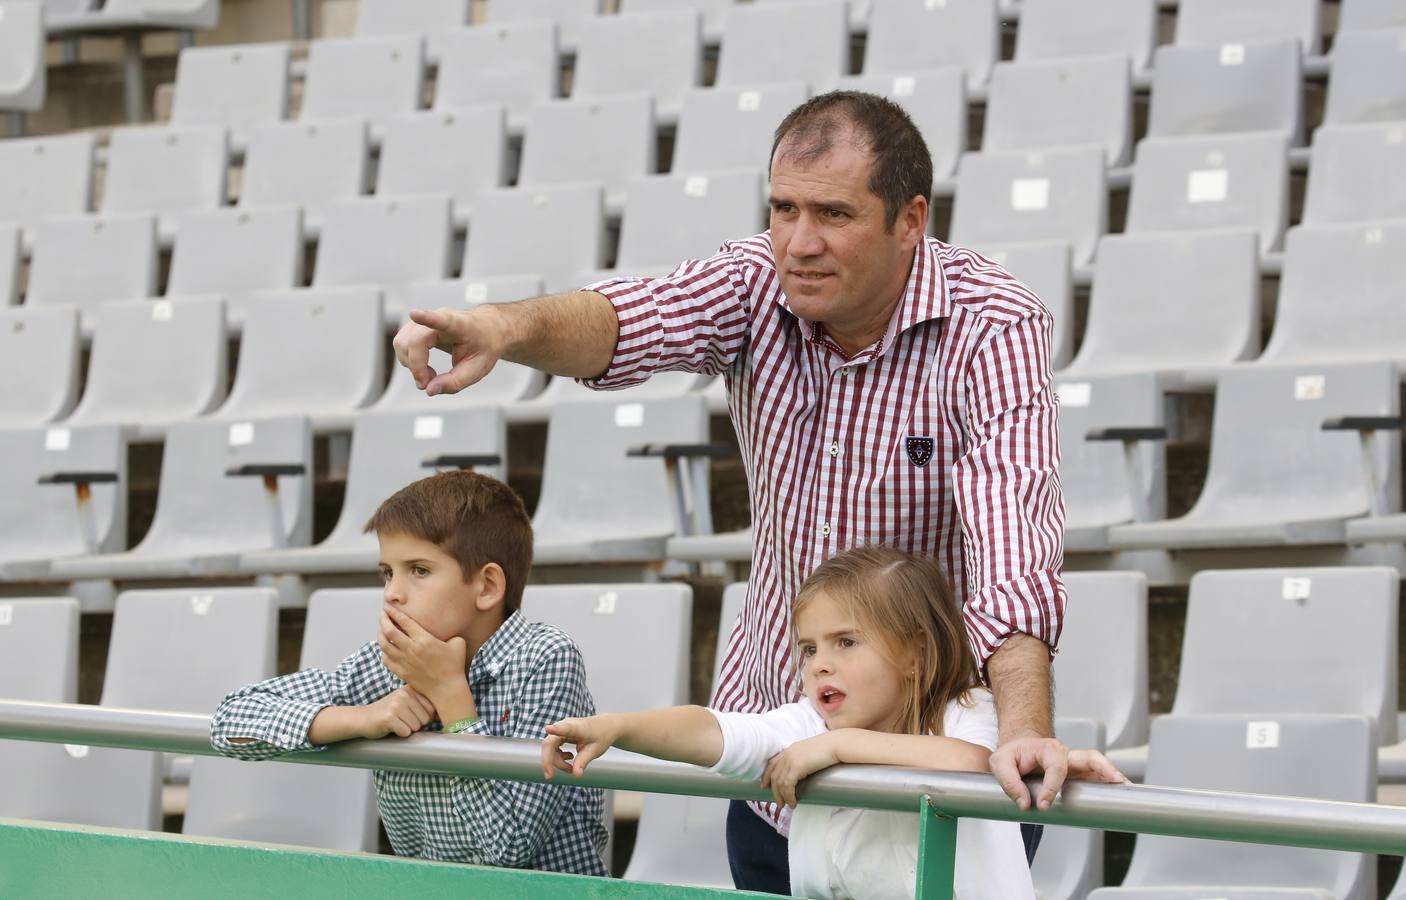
587,230,1065,727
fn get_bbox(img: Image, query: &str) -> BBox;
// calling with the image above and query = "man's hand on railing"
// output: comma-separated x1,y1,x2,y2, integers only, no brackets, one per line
990,736,1128,811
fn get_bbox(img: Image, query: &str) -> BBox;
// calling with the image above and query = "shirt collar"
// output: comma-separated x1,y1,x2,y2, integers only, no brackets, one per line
468,609,529,684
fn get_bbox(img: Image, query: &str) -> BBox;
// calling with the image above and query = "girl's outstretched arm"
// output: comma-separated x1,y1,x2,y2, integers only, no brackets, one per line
542,705,725,779
762,730,992,807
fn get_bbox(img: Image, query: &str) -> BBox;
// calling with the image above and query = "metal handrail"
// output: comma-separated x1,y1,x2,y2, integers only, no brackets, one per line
2,700,1404,857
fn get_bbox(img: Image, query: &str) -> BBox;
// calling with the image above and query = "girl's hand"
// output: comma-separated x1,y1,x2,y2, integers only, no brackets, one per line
542,715,621,779
761,732,842,808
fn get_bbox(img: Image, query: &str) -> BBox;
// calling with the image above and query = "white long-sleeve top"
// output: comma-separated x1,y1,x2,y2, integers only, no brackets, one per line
708,689,1035,900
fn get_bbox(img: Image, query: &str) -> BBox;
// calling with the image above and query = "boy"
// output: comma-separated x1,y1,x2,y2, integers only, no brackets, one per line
210,470,608,875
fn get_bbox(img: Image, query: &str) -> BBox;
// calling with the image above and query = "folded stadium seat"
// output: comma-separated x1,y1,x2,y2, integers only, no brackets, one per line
0,220,18,305
1109,361,1399,551
47,417,311,582
1031,718,1107,900
461,182,607,294
374,106,509,226
1055,372,1168,553
517,94,656,215
1087,715,1375,900
310,195,454,327
619,0,732,43
432,20,559,134
1173,0,1322,56
239,118,370,233
352,0,468,61
1255,221,1406,370
1302,123,1406,224
98,124,230,240
1012,0,1157,79
1124,131,1290,257
1146,40,1304,146
0,132,94,235
672,82,810,175
24,213,158,332
483,0,601,53
666,527,753,568
0,588,278,831
238,407,505,576
0,0,45,130
62,297,225,434
832,69,967,182
164,205,304,331
1060,229,1260,381
169,43,290,149
506,371,714,426
1340,0,1406,29
531,395,708,565
213,289,384,428
299,35,425,134
948,146,1107,267
1053,572,1149,748
183,587,383,851
572,9,702,123
0,598,81,821
1325,29,1406,125
982,56,1133,167
0,306,79,427
0,424,126,583
860,0,999,90
715,0,848,89
966,242,1074,369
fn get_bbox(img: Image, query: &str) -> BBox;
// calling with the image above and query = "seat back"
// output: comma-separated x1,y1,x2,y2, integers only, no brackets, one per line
984,56,1133,166
620,0,731,37
483,0,602,49
102,0,217,28
713,581,748,687
519,94,656,203
376,107,509,211
0,0,45,112
616,170,764,272
573,9,702,116
673,82,809,174
1147,40,1303,145
0,425,126,567
968,242,1072,369
301,35,424,125
313,195,453,292
463,183,606,293
833,69,967,181
433,20,559,119
166,205,304,327
1324,29,1406,125
1340,0,1406,29
170,43,290,137
863,0,998,88
0,133,94,230
0,306,80,428
1052,573,1148,748
1014,0,1157,72
1174,0,1322,55
26,213,157,312
1302,122,1406,224
354,0,469,39
240,118,370,223
716,0,847,88
100,125,229,218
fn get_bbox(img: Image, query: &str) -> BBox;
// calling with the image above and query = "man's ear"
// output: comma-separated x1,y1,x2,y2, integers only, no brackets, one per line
902,193,929,247
474,562,508,613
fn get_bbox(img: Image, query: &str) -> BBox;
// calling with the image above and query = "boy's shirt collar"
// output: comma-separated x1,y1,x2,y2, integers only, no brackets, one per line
468,610,529,684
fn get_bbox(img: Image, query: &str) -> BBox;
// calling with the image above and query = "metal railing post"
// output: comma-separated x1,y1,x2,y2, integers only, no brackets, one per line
914,795,957,900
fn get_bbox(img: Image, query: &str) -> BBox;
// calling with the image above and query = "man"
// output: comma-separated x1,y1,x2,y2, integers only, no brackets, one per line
393,92,1123,893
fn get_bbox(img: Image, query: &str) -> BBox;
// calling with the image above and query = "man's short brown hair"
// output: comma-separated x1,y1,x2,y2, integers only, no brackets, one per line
363,470,534,614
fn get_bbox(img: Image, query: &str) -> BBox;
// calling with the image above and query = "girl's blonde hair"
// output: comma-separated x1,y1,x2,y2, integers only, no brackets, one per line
793,545,979,737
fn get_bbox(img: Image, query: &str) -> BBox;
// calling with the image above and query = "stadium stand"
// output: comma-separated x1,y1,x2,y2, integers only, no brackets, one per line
714,0,848,88
0,132,95,233
432,19,559,132
238,118,370,231
672,81,809,175
298,34,425,131
572,9,702,122
374,106,509,223
461,181,607,294
1174,0,1323,55
168,43,290,147
1032,718,1106,900
352,0,468,59
517,93,657,212
0,307,83,430
1146,40,1304,146
163,205,304,330
1012,0,1157,77
969,241,1074,369
1302,122,1406,224
25,212,158,330
619,0,730,42
1323,28,1406,125
860,0,999,89
98,124,229,238
0,597,80,820
982,55,1134,167
483,0,599,52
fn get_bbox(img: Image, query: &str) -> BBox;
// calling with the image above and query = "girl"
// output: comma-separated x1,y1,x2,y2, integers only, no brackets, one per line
542,546,1047,899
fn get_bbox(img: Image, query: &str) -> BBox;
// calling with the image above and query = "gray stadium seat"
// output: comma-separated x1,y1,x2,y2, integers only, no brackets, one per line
572,10,701,121
507,371,714,425
1063,229,1260,378
165,205,304,330
1014,0,1157,76
517,94,656,211
375,107,508,220
0,0,45,118
832,69,967,181
0,133,94,232
667,527,753,566
983,55,1133,166
672,82,809,175
1174,0,1322,55
432,20,558,130
1088,715,1375,900
1032,717,1106,900
64,297,226,430
862,0,999,89
1256,221,1406,369
715,0,848,88
311,195,454,324
99,124,229,233
1109,362,1399,550
1175,567,1398,744
239,118,370,229
1341,0,1406,30
354,0,469,38
1054,572,1149,748
215,289,384,426
969,242,1073,369
0,587,277,831
239,407,506,576
1125,131,1290,256
1057,372,1168,553
1147,40,1303,146
25,213,158,323
484,0,600,51
169,43,290,145
1302,122,1406,224
714,581,747,683
1347,512,1406,545
1323,29,1406,125
619,0,731,42
300,35,424,128
949,146,1107,267
533,395,708,564
605,170,765,277
0,306,79,427
48,418,312,581
0,424,126,582
0,598,78,823
184,587,383,851
462,182,607,294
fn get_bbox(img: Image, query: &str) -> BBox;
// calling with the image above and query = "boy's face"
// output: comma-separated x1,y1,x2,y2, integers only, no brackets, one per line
377,531,489,643
795,591,908,734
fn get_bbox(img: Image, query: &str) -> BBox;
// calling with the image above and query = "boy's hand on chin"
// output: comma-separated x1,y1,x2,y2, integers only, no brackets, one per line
379,606,471,705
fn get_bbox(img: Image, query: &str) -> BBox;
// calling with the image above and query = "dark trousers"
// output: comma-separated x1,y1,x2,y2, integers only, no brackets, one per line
724,799,1045,894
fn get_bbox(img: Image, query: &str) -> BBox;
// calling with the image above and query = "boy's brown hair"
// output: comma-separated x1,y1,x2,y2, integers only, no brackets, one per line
363,470,533,614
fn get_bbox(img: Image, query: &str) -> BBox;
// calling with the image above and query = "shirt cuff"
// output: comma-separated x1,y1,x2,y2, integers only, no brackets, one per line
577,277,666,390
963,569,1064,669
213,699,329,754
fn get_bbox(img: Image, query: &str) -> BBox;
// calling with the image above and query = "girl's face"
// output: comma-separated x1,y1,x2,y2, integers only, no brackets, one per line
795,590,909,733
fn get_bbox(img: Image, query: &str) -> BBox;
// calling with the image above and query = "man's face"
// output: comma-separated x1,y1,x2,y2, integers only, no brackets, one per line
768,137,924,352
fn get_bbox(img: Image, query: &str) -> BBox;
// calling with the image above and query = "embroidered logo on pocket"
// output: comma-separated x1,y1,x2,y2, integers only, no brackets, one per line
906,437,935,468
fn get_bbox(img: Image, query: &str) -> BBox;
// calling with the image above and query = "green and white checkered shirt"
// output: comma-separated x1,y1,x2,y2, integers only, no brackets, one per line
211,611,608,875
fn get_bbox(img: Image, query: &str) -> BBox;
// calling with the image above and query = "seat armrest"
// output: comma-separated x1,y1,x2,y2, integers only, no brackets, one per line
421,454,502,469
37,471,121,485
1085,427,1169,442
224,464,308,478
626,443,739,460
1322,416,1403,432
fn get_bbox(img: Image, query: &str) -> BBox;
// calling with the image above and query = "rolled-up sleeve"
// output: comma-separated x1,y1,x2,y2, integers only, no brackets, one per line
952,309,1066,668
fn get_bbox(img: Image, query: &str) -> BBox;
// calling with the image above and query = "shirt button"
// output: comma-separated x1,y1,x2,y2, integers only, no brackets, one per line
829,441,839,457
839,368,849,377
820,523,831,537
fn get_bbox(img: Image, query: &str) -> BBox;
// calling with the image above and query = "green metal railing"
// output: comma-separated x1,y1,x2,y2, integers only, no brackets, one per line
1,700,1405,899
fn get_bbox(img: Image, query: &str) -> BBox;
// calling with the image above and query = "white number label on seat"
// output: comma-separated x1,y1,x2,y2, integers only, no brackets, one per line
191,595,215,616
615,403,644,427
593,592,618,615
414,416,444,440
1057,382,1092,408
45,428,71,452
1246,721,1280,749
1294,375,1325,400
1187,169,1228,204
228,422,255,446
1281,577,1311,600
0,605,11,626
1010,178,1049,211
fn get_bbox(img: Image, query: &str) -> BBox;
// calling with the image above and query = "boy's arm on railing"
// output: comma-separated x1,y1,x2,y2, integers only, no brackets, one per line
544,705,725,778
